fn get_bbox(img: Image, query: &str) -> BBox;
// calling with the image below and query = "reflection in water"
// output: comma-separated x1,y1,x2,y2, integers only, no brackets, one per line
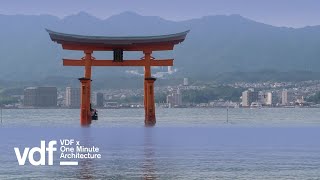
78,128,94,179
79,158,94,179
143,128,157,180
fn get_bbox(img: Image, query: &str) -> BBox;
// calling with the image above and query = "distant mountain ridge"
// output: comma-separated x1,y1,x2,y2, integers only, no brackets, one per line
0,11,320,81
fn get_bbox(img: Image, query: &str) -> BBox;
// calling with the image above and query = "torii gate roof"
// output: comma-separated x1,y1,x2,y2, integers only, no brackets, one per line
46,29,189,51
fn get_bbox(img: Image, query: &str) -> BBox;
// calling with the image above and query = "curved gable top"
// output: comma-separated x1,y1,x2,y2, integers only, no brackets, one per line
46,29,189,47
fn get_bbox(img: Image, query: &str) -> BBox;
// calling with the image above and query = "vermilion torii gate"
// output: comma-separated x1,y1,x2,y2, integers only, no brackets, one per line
47,29,189,126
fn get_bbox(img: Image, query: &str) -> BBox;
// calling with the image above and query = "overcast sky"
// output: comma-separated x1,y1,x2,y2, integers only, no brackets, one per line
0,0,319,28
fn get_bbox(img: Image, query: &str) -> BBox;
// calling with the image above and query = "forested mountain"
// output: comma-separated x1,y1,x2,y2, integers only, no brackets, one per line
0,11,320,81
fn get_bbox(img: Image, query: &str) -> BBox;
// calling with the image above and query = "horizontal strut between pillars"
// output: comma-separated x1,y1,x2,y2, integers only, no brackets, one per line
63,59,173,66
61,44,175,51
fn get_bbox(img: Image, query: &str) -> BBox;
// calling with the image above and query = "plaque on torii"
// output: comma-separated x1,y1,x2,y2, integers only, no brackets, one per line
47,29,189,126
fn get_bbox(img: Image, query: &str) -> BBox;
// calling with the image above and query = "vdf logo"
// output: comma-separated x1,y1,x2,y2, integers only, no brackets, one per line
14,140,57,166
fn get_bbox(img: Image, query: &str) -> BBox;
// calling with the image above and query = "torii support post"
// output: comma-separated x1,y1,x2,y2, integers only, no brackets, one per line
145,77,156,126
143,50,156,126
79,78,91,126
79,50,93,127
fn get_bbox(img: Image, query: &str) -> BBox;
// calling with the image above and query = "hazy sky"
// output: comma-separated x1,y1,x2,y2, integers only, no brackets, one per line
1,0,319,27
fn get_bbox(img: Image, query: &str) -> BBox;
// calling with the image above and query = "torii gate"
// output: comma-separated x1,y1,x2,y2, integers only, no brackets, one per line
47,29,189,127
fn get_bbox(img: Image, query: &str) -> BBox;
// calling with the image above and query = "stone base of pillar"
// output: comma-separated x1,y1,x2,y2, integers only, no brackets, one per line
145,119,156,127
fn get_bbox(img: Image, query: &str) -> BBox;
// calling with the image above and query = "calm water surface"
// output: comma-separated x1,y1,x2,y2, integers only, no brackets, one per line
1,108,319,127
0,108,319,179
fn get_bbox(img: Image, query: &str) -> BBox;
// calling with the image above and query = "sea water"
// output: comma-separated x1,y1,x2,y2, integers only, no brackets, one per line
0,108,319,179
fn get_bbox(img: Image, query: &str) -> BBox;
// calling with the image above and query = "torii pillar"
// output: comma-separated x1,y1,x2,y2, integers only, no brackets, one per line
79,77,91,126
143,50,156,126
79,50,93,126
145,77,156,126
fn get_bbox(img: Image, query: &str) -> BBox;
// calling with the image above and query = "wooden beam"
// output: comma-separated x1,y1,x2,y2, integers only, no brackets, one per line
63,59,173,66
150,59,173,66
63,59,84,66
61,44,174,51
92,60,146,66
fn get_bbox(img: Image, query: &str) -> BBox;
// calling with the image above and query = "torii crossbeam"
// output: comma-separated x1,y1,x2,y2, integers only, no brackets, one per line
47,29,189,127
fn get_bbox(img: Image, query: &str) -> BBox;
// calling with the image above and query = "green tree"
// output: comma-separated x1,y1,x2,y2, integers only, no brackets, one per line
0,96,19,105
182,86,243,103
307,92,320,104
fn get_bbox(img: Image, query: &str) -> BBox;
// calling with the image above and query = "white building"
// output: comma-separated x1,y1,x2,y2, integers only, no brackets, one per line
282,90,288,105
261,92,272,106
242,89,258,107
183,78,189,86
65,87,80,108
167,89,182,107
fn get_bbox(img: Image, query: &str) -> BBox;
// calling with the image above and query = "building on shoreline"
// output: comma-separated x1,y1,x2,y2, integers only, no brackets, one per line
23,87,57,107
167,89,182,108
183,78,189,86
260,92,273,106
96,92,104,108
241,89,258,107
282,89,288,105
65,87,80,108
